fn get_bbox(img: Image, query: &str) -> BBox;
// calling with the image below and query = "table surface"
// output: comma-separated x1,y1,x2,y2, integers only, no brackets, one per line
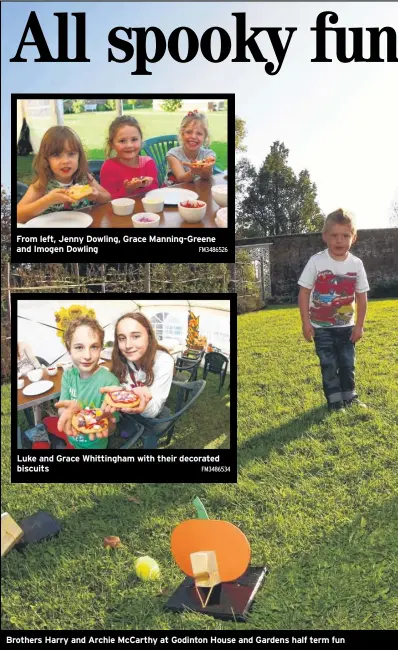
84,174,227,228
17,362,111,410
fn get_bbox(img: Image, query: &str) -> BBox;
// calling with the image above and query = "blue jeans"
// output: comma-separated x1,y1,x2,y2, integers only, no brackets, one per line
314,326,357,405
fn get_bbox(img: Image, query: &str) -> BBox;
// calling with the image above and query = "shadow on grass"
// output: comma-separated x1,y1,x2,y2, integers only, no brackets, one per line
238,406,327,467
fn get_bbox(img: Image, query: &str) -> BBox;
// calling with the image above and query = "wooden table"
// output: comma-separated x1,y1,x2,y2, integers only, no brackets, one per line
17,362,112,419
84,174,227,228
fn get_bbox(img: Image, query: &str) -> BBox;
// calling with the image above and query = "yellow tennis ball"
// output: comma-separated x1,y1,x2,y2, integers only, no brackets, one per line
135,556,160,581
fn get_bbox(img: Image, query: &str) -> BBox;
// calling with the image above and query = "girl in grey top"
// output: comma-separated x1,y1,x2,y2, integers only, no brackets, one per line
166,111,216,185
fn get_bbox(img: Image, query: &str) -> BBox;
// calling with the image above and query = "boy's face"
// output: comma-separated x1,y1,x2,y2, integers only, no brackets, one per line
69,326,102,377
323,223,356,260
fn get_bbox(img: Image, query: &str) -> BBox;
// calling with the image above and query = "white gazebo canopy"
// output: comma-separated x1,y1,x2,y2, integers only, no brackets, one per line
17,299,231,366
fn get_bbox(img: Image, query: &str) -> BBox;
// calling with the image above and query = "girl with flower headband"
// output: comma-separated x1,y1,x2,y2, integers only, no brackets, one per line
166,111,217,184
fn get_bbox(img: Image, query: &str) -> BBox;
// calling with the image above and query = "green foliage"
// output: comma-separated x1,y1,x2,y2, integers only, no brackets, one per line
105,99,116,111
160,99,183,112
96,104,110,112
236,141,324,237
71,100,86,114
236,250,264,314
235,115,247,152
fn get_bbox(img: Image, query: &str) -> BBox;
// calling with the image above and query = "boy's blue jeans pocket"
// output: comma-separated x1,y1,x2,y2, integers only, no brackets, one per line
314,326,357,404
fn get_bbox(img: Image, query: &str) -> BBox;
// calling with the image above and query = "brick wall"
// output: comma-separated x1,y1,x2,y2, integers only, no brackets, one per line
236,229,398,300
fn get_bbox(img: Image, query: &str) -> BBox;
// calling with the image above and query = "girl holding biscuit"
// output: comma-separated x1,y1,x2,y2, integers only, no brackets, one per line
166,111,217,184
101,313,175,421
100,116,159,199
17,126,110,224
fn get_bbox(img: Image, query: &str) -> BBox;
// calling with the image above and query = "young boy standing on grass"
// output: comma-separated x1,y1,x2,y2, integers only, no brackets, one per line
298,209,369,412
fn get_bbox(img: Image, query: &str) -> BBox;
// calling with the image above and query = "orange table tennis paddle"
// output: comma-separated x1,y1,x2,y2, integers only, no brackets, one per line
171,498,251,583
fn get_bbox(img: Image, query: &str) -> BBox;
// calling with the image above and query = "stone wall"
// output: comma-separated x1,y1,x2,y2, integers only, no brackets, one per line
236,229,398,300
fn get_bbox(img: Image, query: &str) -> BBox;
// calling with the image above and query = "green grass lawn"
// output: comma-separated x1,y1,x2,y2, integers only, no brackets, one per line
2,300,397,631
17,109,228,185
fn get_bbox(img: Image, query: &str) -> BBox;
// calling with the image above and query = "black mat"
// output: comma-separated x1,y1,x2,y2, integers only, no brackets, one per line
164,566,268,621
15,511,61,550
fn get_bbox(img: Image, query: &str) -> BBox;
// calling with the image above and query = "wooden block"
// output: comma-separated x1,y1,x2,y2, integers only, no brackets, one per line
1,513,24,557
190,550,221,588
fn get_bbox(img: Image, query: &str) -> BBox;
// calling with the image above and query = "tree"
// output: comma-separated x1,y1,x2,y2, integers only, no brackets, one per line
235,116,247,152
236,141,324,237
161,99,183,112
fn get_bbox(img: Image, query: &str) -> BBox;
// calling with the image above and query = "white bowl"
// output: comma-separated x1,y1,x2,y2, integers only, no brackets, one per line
47,367,58,376
216,207,228,228
17,378,24,389
178,200,207,223
27,368,43,382
211,184,228,207
132,212,160,228
111,198,135,216
142,197,164,213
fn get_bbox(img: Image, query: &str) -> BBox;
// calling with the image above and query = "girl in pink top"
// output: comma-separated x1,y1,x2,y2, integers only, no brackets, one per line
100,116,159,199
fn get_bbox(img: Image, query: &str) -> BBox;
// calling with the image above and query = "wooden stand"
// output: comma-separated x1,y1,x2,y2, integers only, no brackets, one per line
1,513,24,557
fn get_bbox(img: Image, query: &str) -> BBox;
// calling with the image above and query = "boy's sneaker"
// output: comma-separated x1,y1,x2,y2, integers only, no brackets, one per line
328,401,345,412
345,398,367,408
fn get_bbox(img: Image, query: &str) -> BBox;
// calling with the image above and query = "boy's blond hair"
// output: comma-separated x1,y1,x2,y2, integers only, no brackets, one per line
64,317,104,352
323,209,357,235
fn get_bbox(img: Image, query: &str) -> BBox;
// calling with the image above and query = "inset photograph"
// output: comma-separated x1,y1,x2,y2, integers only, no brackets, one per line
15,297,232,452
15,96,230,230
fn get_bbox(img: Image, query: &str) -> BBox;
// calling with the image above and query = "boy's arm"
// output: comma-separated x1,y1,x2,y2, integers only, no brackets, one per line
298,287,315,342
351,292,368,343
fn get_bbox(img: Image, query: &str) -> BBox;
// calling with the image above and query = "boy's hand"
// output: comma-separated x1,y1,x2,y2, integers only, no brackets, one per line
302,323,315,342
55,400,81,436
350,326,364,343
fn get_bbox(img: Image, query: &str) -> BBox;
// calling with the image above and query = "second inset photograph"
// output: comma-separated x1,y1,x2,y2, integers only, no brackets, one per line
13,295,236,483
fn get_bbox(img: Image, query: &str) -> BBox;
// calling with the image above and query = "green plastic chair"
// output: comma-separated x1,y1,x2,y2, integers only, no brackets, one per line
141,135,179,186
142,135,224,187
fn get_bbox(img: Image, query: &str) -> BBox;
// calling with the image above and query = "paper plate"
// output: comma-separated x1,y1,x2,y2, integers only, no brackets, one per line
145,188,198,205
23,211,93,228
23,380,54,396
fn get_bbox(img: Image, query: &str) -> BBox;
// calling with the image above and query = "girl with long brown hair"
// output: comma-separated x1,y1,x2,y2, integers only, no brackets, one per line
17,126,110,224
100,312,174,418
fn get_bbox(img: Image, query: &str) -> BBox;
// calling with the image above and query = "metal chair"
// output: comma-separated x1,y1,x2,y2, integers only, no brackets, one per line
203,352,229,394
17,181,28,203
123,379,206,449
142,135,224,187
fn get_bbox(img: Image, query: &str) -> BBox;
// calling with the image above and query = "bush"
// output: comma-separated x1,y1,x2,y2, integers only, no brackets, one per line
71,100,86,114
106,99,116,110
97,104,110,112
161,99,183,112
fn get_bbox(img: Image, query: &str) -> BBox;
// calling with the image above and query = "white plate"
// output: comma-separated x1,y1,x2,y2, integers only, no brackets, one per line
17,223,26,228
145,188,198,205
24,211,93,228
22,380,54,396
